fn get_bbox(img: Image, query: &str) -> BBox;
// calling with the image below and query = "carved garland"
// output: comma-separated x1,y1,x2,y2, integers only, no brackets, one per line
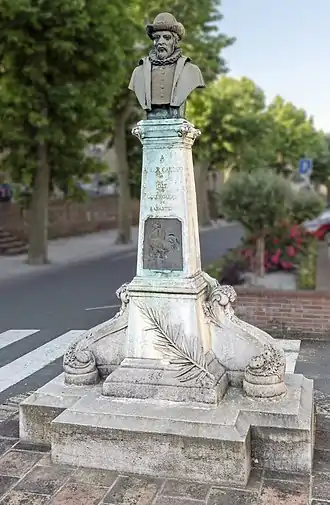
137,303,216,384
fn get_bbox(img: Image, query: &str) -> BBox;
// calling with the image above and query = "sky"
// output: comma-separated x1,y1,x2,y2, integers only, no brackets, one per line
220,0,330,132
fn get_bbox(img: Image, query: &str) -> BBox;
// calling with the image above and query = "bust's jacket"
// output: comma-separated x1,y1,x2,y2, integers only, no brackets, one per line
128,55,205,110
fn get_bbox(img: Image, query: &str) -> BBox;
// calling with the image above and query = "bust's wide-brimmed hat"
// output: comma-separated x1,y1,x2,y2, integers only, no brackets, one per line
146,12,185,40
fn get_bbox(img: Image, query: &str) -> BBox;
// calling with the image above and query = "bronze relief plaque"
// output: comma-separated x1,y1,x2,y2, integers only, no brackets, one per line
143,218,183,271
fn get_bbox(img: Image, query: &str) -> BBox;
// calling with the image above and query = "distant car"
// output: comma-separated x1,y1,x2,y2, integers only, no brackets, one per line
303,209,330,242
0,183,13,202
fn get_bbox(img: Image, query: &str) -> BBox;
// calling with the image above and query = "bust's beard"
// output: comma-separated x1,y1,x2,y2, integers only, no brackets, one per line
149,47,182,66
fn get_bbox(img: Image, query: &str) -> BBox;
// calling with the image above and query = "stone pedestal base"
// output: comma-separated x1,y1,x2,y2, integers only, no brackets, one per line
20,373,314,485
102,357,227,405
18,114,313,486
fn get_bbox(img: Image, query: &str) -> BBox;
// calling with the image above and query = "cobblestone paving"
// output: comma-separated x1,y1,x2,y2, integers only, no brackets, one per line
0,340,330,504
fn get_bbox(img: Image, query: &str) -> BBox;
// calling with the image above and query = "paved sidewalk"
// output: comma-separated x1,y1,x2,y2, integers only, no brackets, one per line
0,220,231,282
0,339,329,504
0,228,139,282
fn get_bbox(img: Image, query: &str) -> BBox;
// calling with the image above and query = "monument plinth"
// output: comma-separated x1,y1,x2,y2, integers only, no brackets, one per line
19,12,314,486
102,117,227,403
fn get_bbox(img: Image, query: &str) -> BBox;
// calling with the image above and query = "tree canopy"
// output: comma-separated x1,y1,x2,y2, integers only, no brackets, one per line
187,76,267,169
0,0,129,263
0,0,328,265
263,96,321,171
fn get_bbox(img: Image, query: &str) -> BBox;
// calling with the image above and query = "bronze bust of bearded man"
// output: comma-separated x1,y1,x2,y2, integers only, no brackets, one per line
128,12,205,119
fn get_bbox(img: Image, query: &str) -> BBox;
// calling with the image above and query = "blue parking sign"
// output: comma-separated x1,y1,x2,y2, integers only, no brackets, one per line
298,159,312,176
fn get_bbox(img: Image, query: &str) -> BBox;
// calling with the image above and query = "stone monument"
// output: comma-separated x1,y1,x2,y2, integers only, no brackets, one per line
20,13,314,486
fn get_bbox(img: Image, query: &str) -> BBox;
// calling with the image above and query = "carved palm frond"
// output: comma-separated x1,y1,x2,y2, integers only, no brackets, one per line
136,303,215,384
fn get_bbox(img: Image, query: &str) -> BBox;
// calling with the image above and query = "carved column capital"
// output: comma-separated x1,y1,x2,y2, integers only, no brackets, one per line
177,120,201,141
132,125,144,143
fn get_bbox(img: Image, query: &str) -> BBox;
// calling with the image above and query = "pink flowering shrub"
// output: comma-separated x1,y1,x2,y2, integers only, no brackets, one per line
238,223,313,273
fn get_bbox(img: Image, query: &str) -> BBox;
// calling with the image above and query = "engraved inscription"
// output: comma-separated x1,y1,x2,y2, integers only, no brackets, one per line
143,218,183,271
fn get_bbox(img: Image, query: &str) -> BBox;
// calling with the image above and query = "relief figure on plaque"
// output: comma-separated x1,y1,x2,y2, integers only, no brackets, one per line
128,12,205,119
149,222,179,259
143,218,183,271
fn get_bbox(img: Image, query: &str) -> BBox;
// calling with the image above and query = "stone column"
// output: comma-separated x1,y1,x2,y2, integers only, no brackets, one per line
124,118,212,360
133,118,202,281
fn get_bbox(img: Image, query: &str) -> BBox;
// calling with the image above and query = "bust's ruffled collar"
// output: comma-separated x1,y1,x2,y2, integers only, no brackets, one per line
148,47,182,66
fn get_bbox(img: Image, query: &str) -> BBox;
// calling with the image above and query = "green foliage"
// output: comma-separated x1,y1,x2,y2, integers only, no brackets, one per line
206,257,224,280
311,133,330,187
0,0,128,189
187,76,267,168
264,96,321,171
291,191,326,224
297,237,317,290
218,168,293,233
187,80,328,180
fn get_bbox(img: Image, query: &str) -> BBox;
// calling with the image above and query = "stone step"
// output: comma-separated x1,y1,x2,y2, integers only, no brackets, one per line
0,235,18,244
0,230,28,256
1,245,28,256
50,392,251,486
0,239,25,248
316,412,330,433
20,374,314,485
0,231,13,240
313,448,330,473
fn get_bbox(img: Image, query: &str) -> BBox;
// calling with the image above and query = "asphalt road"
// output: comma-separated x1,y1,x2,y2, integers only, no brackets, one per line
0,223,243,333
0,223,243,403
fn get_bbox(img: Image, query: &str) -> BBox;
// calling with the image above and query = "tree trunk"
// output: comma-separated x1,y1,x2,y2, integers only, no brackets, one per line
114,108,132,244
194,160,211,227
255,235,265,278
27,140,50,265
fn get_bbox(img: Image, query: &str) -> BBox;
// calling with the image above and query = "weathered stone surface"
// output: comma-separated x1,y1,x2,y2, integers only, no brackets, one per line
63,282,129,386
263,470,310,484
156,499,204,505
51,392,250,485
103,475,163,504
162,479,210,499
315,428,330,450
250,375,314,473
9,417,330,503
260,479,309,505
313,449,330,473
0,475,19,497
50,482,107,505
48,374,313,483
0,450,42,477
0,491,50,505
71,468,117,487
252,426,313,473
0,438,13,457
15,465,73,495
103,358,227,404
0,417,19,439
19,374,102,444
207,488,259,505
132,119,201,279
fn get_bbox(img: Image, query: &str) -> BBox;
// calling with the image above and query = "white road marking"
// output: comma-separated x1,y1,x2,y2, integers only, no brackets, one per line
0,330,40,350
0,330,84,394
85,304,120,311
